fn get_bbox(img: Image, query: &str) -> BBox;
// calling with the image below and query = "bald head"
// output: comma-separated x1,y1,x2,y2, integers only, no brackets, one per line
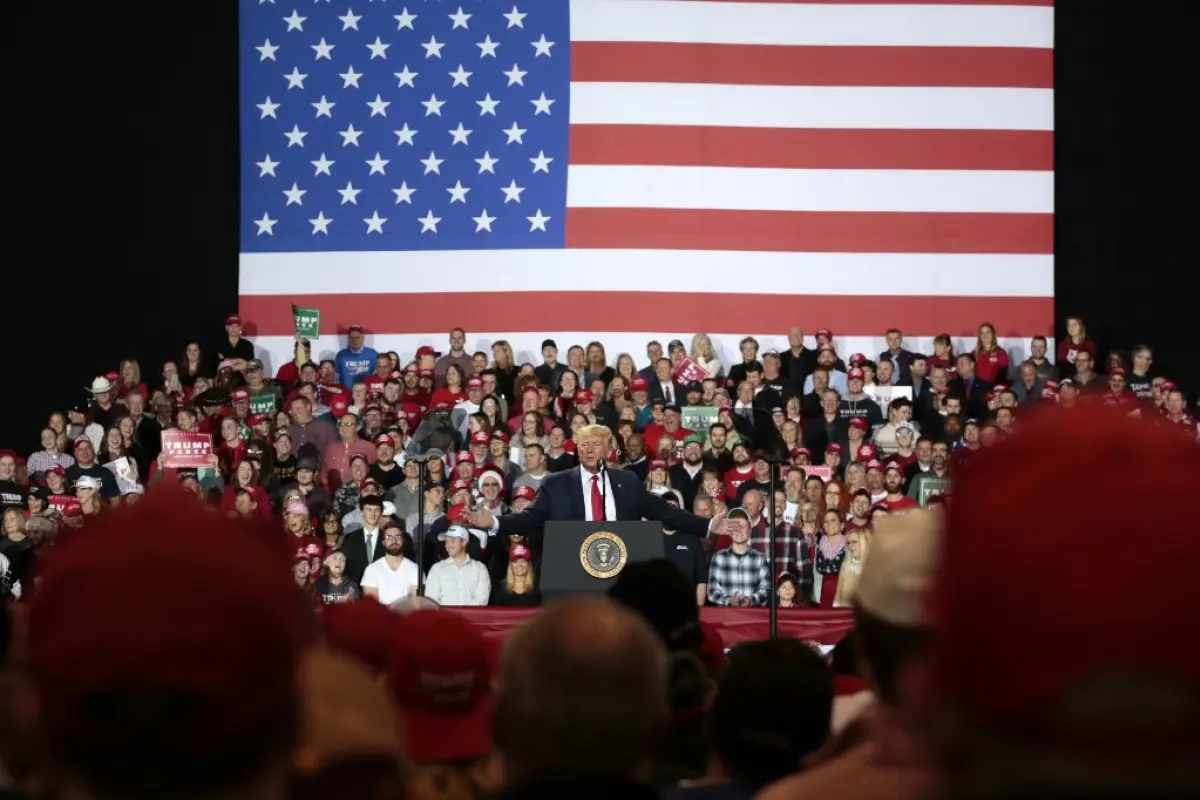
496,597,669,781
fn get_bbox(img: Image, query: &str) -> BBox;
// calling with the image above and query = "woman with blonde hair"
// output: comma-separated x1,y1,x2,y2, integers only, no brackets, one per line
1057,315,1096,375
614,353,637,383
644,459,673,495
690,332,723,377
490,340,518,403
490,544,541,607
118,358,148,399
832,528,870,607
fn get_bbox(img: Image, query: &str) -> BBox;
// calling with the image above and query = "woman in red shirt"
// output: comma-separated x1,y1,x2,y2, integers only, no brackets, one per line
927,333,957,375
429,364,469,408
973,322,1009,384
1056,315,1096,375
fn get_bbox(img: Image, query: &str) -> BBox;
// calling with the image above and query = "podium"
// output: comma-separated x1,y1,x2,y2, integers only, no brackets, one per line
540,521,665,602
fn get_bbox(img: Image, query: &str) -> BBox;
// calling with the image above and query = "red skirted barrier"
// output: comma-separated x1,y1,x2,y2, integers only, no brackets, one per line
455,607,855,646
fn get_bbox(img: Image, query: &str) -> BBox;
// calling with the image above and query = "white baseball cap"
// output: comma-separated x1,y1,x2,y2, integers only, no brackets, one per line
75,476,103,491
855,508,942,627
437,525,471,542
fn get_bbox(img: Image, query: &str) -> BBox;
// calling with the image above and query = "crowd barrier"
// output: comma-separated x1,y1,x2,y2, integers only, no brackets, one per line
455,607,855,646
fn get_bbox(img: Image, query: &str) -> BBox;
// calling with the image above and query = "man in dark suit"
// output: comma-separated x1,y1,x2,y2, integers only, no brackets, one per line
468,425,745,541
341,495,388,583
949,353,993,420
647,358,688,407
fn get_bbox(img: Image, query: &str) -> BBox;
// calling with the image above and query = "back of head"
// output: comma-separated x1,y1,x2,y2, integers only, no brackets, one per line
709,639,833,790
852,508,941,706
28,489,307,799
495,596,670,781
932,405,1200,795
608,558,702,652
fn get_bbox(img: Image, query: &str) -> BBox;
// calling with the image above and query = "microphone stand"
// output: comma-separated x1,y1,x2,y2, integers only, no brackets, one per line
598,461,608,522
407,453,437,597
764,453,784,640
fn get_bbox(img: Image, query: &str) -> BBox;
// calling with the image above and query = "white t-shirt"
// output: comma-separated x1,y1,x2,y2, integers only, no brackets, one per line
360,556,420,606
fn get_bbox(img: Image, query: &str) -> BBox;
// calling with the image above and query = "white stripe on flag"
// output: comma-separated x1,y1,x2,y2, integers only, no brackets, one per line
238,251,1054,297
568,83,1054,131
568,0,1054,49
565,166,1054,214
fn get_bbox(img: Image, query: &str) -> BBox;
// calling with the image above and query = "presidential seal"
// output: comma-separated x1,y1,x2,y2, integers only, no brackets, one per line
580,531,628,579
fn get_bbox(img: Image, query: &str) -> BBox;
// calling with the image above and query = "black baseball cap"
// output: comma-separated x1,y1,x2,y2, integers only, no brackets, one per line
541,339,557,349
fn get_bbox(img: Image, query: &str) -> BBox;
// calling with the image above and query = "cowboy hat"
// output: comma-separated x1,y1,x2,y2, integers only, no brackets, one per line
87,376,114,394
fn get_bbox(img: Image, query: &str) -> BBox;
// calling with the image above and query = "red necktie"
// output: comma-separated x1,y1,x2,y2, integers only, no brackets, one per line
591,475,605,521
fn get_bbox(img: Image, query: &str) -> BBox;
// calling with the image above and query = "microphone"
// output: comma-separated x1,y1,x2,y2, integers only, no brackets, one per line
597,460,608,522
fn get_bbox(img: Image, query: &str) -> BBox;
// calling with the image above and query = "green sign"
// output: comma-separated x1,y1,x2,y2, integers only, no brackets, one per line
681,405,719,433
292,305,321,338
914,476,952,506
250,392,277,415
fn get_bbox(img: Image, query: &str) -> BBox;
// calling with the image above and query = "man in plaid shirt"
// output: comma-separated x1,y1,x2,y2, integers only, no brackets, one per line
708,508,772,607
742,488,812,602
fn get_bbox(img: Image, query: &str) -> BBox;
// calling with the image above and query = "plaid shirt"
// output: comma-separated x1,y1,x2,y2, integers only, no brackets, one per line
707,546,772,607
748,518,815,602
25,450,75,478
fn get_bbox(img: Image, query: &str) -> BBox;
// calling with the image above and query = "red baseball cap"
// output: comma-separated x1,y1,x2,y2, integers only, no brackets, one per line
456,450,475,465
826,443,844,454
631,377,649,391
470,431,489,446
321,597,402,672
513,485,536,501
225,314,242,326
649,459,668,471
847,367,865,381
849,353,866,366
415,346,435,358
574,389,593,404
510,544,532,561
29,490,305,763
491,429,510,444
330,397,350,418
933,405,1200,756
848,417,868,431
857,443,876,459
348,324,364,333
467,376,483,389
815,328,833,339
451,480,472,495
247,413,267,427
375,433,394,447
386,610,493,762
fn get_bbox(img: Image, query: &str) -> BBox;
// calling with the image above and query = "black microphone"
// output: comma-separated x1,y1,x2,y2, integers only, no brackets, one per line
597,460,608,522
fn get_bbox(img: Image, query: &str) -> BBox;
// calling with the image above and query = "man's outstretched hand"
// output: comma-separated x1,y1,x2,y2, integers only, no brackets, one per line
468,506,496,530
709,510,747,539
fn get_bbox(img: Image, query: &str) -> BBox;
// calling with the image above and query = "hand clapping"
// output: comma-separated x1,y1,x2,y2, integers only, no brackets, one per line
468,506,495,530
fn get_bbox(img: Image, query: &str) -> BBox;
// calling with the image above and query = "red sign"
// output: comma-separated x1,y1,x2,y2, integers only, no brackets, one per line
48,494,81,516
672,356,708,384
801,465,833,482
161,430,214,468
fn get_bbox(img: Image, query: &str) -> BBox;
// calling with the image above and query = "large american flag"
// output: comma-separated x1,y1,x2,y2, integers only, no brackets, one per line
239,0,1053,371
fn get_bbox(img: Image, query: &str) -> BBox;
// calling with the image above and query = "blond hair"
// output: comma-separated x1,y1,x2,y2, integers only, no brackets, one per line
833,529,872,607
577,424,611,442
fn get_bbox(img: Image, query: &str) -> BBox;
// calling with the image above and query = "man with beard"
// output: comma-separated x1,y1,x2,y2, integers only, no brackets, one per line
367,434,403,490
722,442,756,502
702,423,734,475
669,435,706,510
879,463,919,512
360,519,420,605
907,441,952,506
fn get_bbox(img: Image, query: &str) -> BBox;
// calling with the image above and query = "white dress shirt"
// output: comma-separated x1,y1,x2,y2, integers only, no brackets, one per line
424,555,491,606
579,467,618,522
360,556,420,605
361,526,381,561
660,382,675,404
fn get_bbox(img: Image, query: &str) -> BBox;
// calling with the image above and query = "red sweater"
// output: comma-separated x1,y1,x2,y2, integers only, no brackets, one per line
973,347,1009,384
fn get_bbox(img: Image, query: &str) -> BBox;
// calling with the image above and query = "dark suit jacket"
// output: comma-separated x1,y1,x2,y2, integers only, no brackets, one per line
648,379,689,406
495,467,710,539
341,527,387,584
949,375,994,419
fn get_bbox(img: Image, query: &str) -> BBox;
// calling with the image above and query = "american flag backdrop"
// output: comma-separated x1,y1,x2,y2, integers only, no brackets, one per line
238,0,1053,371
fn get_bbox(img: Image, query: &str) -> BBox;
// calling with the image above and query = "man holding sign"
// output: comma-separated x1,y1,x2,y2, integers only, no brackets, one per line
292,305,320,339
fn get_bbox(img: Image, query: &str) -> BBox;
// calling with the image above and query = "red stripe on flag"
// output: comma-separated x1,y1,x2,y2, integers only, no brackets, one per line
240,293,1053,339
565,209,1052,255
569,126,1053,171
571,43,1052,89
662,0,1055,6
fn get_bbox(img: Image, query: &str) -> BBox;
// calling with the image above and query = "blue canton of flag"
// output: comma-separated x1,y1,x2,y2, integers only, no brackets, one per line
239,0,570,252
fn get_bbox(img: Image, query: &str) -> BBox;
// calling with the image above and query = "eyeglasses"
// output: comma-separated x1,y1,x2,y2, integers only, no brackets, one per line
383,533,404,541
339,422,356,427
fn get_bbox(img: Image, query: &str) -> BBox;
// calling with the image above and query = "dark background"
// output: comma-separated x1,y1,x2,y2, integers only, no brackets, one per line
4,1,1197,449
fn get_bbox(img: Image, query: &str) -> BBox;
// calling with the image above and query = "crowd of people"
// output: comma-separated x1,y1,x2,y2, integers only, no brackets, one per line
1,316,1196,611
2,402,1196,800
